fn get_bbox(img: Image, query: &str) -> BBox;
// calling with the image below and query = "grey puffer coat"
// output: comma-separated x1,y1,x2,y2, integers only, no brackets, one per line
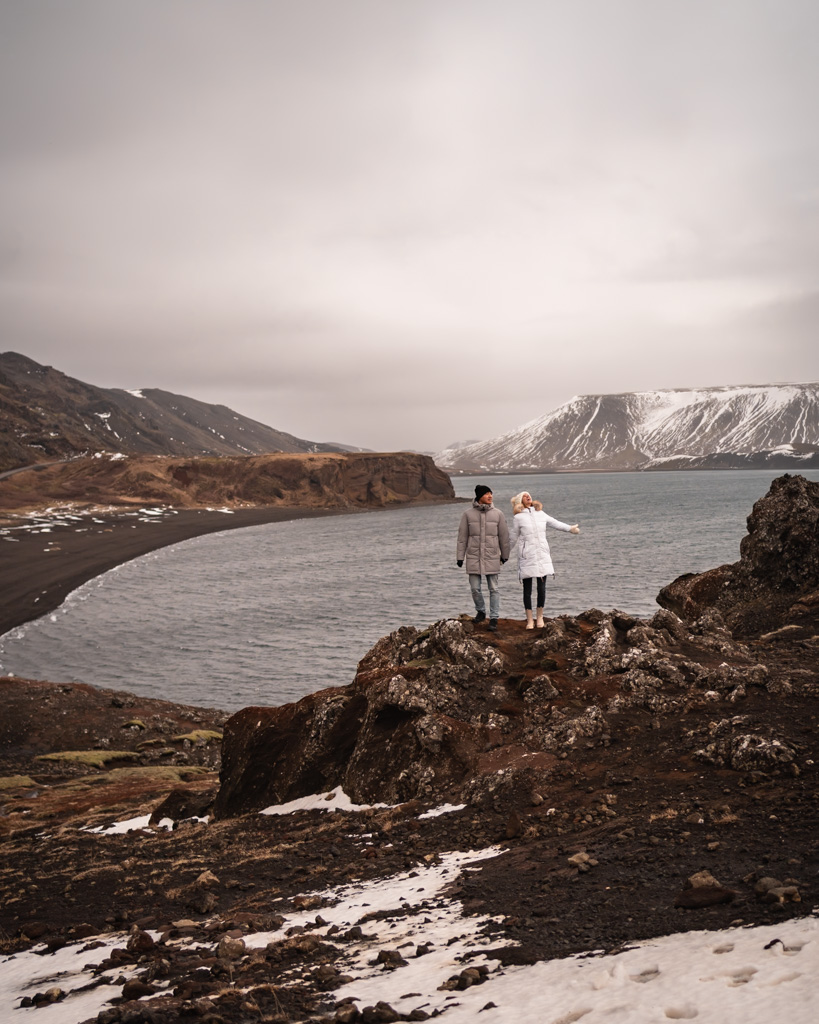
457,500,510,575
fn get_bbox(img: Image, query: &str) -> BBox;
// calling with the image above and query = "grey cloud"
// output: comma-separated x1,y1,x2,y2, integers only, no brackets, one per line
2,1,818,452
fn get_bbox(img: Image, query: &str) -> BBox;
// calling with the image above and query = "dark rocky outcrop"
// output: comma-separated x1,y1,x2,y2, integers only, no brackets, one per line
215,474,819,819
658,474,819,637
215,607,816,818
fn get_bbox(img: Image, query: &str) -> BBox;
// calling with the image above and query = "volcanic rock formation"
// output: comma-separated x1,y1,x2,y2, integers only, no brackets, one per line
658,473,819,637
215,476,819,819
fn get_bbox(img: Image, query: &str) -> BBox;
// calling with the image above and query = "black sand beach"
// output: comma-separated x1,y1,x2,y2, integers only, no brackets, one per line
0,506,347,638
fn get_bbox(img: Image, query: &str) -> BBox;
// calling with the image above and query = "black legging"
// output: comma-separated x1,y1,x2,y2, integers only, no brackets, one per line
522,576,546,610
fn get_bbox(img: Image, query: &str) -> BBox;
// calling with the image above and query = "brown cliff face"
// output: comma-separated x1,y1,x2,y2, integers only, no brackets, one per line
0,451,455,511
658,474,819,637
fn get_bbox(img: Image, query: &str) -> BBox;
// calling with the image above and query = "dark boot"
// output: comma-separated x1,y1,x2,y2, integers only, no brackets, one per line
488,618,498,632
472,611,486,624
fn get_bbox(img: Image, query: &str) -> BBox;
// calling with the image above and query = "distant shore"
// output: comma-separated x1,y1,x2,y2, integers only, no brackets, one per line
0,505,355,638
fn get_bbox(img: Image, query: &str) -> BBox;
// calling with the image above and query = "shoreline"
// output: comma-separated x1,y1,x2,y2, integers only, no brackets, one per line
0,504,360,639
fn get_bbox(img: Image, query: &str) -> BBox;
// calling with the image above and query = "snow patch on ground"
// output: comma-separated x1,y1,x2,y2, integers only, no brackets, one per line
2,799,818,1024
0,935,139,1023
260,788,394,815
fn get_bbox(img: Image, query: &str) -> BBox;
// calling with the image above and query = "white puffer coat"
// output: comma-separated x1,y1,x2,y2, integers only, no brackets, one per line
509,506,573,579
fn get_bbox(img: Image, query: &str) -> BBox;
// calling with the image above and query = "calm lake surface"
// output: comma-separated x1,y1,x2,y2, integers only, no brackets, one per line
2,469,817,712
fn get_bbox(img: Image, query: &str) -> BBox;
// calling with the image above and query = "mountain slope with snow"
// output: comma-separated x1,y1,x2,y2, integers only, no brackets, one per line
0,351,366,471
435,383,819,472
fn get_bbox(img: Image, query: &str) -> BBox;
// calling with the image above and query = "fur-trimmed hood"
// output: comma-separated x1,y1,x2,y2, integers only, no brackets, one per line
510,491,543,515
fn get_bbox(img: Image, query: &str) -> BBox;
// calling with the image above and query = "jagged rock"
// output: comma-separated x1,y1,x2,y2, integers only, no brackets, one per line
149,787,216,825
567,851,598,872
336,1005,361,1023
649,607,689,640
121,978,158,1001
361,1001,401,1023
523,675,560,703
659,474,819,636
215,619,526,815
693,721,798,773
373,948,408,969
212,476,817,817
218,935,246,959
126,928,155,953
686,870,722,889
583,621,622,675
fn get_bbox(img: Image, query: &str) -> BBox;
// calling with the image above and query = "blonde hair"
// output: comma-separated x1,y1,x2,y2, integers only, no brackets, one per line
510,491,542,514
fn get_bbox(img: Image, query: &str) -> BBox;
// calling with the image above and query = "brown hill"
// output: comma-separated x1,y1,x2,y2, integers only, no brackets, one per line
0,450,454,512
0,351,365,471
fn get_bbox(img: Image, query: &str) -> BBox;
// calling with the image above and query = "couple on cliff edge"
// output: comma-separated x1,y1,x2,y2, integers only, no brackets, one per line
456,483,580,632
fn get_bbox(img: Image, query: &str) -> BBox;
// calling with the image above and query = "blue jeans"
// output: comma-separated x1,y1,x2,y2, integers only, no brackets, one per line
469,573,499,619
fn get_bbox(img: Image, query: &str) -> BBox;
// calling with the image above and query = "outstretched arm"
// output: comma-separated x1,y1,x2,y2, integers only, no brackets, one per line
543,513,579,534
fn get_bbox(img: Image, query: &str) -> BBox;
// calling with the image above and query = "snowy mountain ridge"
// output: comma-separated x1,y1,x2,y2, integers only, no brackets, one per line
434,382,819,473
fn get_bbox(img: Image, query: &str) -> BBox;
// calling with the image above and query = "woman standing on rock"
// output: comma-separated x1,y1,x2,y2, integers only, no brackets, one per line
508,491,580,628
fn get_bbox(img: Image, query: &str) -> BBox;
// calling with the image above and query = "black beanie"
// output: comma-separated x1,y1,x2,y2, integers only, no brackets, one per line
475,485,492,501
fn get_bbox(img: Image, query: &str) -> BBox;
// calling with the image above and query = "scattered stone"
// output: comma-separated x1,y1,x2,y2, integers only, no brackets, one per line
755,876,801,903
126,928,155,953
567,851,598,872
374,949,408,969
217,934,246,960
360,1001,400,1023
505,811,522,838
336,1004,361,1023
439,965,490,991
121,978,158,1000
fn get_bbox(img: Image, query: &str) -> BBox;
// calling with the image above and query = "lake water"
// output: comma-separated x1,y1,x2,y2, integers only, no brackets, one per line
2,469,817,712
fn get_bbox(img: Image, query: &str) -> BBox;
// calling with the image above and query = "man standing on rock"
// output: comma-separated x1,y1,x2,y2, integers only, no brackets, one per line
457,484,510,632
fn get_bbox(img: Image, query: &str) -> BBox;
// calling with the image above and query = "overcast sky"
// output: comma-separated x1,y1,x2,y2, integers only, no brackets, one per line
1,1,818,451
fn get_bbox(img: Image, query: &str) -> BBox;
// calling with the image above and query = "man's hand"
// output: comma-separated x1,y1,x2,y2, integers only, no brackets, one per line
570,525,580,534
457,560,463,567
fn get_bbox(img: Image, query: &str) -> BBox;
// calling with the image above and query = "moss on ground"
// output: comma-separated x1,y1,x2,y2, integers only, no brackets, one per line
34,750,137,767
172,730,223,744
0,775,37,790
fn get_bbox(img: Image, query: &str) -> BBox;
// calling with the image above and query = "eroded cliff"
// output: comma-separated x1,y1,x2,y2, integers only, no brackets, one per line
0,450,455,511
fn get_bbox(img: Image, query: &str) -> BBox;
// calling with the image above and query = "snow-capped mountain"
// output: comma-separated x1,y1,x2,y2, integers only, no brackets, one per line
434,383,819,473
